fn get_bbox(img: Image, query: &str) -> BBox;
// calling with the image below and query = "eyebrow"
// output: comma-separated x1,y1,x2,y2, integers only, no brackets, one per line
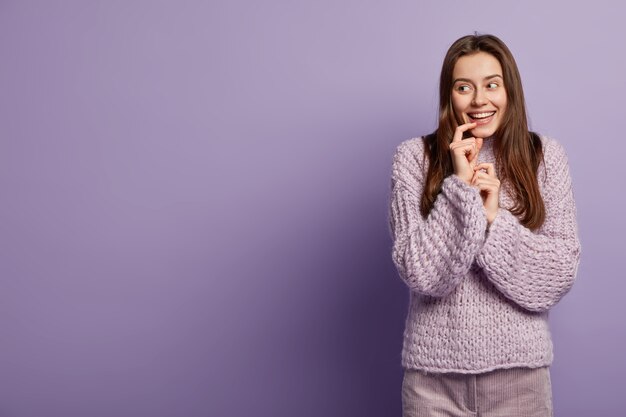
453,74,503,84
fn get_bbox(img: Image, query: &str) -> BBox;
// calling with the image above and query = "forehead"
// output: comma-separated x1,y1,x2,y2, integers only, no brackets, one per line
452,52,502,80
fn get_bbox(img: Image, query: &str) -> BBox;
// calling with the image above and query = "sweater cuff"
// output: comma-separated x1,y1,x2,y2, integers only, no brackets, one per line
479,208,519,264
441,174,484,211
441,174,488,245
485,208,517,236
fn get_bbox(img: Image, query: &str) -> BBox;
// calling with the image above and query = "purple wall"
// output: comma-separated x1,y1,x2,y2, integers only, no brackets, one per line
0,1,622,416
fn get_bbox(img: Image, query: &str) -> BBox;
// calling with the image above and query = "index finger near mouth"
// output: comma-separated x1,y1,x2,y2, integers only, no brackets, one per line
452,122,478,143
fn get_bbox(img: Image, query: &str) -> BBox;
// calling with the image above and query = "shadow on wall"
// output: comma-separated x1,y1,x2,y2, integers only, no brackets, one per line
271,175,408,416
208,102,431,415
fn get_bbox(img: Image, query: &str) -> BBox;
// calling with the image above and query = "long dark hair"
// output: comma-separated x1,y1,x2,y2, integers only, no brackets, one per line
421,33,545,230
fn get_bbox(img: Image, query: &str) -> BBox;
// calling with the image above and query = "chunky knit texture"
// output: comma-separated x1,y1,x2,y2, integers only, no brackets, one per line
388,135,581,374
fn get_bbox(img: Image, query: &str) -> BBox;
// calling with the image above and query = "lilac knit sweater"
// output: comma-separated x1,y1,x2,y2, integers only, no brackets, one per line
388,135,581,374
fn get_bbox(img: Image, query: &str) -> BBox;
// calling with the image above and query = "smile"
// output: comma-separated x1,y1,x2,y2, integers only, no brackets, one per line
468,111,496,120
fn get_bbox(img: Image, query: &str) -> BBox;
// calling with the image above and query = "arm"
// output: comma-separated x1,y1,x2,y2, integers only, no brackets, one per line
476,138,582,312
388,138,487,297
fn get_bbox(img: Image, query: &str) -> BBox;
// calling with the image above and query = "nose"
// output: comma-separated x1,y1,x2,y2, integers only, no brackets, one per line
472,89,488,106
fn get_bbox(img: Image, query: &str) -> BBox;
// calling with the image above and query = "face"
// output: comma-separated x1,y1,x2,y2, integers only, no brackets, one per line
451,51,507,139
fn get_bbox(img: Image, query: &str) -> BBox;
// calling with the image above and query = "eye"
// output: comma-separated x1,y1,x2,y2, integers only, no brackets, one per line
487,82,499,89
456,85,471,93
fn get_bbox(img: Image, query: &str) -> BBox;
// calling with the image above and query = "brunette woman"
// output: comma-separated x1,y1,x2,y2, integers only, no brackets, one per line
388,33,581,417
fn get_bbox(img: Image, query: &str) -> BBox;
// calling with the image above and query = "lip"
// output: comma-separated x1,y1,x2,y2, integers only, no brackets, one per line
467,111,496,126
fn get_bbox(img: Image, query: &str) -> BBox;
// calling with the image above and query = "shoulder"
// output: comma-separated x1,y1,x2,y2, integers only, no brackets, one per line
537,134,571,168
536,134,573,188
393,136,426,160
391,136,428,183
538,134,569,162
392,136,428,170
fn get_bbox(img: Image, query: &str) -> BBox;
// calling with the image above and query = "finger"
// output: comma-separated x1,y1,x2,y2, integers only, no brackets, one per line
475,178,500,190
471,170,479,186
474,182,496,193
450,138,475,149
468,139,482,164
473,172,497,183
452,122,478,143
474,162,495,176
473,173,499,183
474,162,496,177
466,143,477,159
450,140,476,156
473,178,500,191
474,137,483,156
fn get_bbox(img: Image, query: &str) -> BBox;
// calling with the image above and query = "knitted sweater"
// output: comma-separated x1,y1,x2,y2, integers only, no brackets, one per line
388,134,581,374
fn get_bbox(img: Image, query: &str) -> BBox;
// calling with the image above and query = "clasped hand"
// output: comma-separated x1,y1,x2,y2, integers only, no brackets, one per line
449,122,500,225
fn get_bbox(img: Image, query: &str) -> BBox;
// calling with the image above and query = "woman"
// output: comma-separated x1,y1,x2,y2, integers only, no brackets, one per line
388,33,581,416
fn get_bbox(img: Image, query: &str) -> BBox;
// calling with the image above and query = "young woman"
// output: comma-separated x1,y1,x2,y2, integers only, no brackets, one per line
388,34,581,416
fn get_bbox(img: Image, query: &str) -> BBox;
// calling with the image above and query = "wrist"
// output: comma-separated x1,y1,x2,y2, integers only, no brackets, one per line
486,209,499,225
454,173,472,186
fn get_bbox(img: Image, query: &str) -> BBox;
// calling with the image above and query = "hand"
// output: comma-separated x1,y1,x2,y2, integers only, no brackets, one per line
449,122,483,185
472,162,500,225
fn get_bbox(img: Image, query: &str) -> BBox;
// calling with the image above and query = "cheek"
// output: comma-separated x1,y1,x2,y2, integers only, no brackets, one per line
451,94,469,112
497,101,507,118
496,92,507,109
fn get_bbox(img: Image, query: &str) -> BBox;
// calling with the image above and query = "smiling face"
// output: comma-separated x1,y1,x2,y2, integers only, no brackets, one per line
451,51,507,139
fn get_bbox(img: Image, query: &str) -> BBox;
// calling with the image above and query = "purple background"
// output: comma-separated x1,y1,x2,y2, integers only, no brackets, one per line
0,1,622,416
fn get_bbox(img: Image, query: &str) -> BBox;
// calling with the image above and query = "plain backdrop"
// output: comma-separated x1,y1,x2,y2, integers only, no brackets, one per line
0,1,623,416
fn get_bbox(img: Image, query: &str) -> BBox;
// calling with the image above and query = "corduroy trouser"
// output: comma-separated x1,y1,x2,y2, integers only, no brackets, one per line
402,366,553,417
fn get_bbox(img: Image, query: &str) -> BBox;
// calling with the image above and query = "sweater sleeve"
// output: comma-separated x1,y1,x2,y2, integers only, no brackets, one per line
388,138,488,297
476,138,582,312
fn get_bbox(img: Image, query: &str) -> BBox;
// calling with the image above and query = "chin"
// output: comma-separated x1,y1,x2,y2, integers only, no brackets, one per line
471,126,497,138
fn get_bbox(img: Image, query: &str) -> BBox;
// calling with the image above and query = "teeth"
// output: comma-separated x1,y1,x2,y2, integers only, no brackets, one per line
469,111,495,119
